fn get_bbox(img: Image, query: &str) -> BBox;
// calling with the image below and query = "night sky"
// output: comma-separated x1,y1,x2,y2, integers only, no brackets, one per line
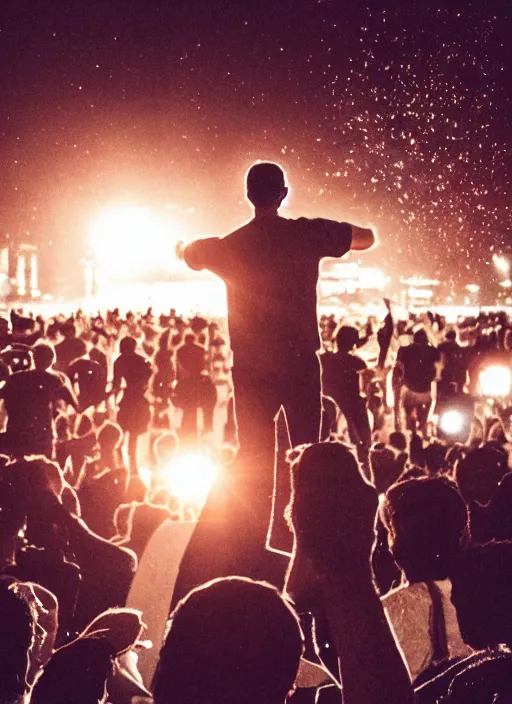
1,0,510,294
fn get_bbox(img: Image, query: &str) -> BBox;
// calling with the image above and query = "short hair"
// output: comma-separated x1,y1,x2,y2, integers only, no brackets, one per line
389,431,407,452
119,336,137,355
380,477,468,582
455,444,508,506
445,329,457,341
413,328,429,345
32,343,55,370
246,162,286,207
335,325,359,352
153,577,303,704
451,542,512,650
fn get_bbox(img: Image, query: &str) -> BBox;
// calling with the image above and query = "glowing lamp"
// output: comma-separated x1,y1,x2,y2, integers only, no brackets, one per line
478,366,512,398
162,453,220,506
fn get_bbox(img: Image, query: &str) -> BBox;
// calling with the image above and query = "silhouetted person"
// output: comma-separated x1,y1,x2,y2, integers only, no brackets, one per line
437,329,468,402
322,325,371,468
395,329,440,434
54,322,87,372
67,354,107,413
174,333,216,441
111,336,152,475
0,344,78,458
152,328,175,410
177,162,375,579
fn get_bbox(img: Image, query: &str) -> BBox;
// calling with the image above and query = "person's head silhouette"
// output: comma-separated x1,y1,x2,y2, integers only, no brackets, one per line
119,336,137,355
32,343,56,371
246,162,288,211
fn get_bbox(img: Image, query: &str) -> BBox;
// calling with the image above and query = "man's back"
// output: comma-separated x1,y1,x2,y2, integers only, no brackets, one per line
2,369,64,445
322,351,367,406
398,343,440,393
438,340,467,387
184,215,352,369
55,336,87,371
176,343,206,378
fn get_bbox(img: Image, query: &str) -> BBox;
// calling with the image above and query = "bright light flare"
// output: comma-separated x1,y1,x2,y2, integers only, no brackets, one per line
478,366,512,398
162,453,220,506
439,409,465,435
89,205,177,281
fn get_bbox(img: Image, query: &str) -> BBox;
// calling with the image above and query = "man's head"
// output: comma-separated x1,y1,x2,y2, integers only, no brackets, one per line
153,577,304,704
246,162,288,209
451,542,512,650
119,336,137,355
334,325,359,353
32,343,55,371
445,329,457,342
380,476,468,582
413,328,429,345
62,322,77,339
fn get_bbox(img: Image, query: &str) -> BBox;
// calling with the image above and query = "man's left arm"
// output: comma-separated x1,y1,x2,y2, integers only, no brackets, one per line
177,237,223,273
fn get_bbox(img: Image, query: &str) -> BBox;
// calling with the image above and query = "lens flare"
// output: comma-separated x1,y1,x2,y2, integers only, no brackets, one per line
162,453,220,506
439,409,465,435
478,366,512,398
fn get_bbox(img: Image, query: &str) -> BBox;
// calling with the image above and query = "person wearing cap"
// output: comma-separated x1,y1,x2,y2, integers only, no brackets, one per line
176,162,375,580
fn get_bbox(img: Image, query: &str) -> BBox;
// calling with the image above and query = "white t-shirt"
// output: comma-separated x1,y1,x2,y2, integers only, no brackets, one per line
382,580,471,680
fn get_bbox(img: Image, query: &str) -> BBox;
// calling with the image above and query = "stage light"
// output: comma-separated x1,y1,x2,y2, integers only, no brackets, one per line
478,366,512,398
162,452,220,507
89,205,176,280
439,409,465,435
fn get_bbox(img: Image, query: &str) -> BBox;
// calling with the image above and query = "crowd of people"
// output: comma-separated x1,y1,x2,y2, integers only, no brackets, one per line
1,162,512,703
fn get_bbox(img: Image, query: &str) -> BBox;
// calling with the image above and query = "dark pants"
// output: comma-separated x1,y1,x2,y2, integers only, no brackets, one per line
172,353,322,603
233,356,323,555
339,398,372,471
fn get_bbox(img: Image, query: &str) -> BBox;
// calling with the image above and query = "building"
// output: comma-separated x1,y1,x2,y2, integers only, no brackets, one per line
0,243,40,301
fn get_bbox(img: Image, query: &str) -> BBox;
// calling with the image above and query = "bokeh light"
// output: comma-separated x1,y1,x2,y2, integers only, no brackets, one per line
89,205,178,282
162,452,220,507
478,366,512,398
439,409,465,435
